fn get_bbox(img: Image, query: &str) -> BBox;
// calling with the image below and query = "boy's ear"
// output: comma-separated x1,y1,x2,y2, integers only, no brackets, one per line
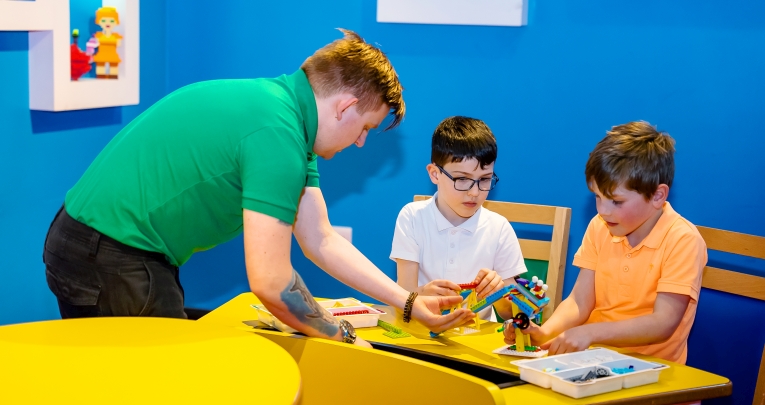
426,163,440,185
651,184,669,208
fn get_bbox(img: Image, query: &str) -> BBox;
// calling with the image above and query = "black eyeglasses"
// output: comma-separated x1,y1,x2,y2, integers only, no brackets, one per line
435,164,499,191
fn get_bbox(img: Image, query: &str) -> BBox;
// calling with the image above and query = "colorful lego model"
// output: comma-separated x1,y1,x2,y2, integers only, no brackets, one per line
494,276,551,358
429,285,513,338
377,320,411,339
428,284,481,337
92,7,123,79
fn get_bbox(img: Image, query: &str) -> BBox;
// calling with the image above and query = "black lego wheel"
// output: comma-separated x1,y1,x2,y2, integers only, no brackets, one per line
513,312,530,330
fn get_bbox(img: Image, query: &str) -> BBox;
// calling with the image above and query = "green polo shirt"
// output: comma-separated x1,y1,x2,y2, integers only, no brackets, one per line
65,70,319,266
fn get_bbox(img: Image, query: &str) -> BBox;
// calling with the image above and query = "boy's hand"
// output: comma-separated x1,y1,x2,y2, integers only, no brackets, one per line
421,279,460,296
473,268,504,299
540,325,592,355
503,319,544,345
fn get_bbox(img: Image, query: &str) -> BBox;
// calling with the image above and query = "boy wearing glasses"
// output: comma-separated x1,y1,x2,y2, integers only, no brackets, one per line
390,116,527,321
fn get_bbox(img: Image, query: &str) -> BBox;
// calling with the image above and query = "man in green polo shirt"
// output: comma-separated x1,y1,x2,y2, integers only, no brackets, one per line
43,29,473,347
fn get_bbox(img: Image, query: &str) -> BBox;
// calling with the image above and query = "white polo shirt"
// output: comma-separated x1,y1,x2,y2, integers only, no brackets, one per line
390,193,527,321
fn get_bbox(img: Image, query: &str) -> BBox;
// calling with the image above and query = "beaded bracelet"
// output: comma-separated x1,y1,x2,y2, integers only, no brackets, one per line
403,291,418,323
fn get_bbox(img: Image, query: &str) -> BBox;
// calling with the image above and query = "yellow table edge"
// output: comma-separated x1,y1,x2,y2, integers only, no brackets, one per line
200,293,731,405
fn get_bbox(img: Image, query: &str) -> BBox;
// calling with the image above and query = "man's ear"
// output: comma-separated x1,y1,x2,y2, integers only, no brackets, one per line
335,96,359,121
651,184,669,208
426,163,440,185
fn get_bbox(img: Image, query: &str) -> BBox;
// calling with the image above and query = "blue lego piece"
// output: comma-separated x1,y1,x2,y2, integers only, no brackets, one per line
533,312,543,325
508,293,537,318
511,283,541,306
470,286,511,313
611,366,635,374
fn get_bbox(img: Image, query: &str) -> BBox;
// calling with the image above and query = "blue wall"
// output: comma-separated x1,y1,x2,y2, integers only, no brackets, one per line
2,1,764,403
0,0,168,323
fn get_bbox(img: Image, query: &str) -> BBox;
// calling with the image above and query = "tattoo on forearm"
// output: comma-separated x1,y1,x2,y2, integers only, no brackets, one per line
280,269,339,337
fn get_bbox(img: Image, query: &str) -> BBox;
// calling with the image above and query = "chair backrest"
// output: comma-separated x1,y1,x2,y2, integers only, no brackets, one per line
414,195,572,319
695,226,765,405
696,226,765,301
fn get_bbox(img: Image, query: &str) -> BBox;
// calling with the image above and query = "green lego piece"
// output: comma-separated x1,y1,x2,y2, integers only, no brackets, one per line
383,330,411,339
508,345,539,351
378,320,402,333
378,320,411,337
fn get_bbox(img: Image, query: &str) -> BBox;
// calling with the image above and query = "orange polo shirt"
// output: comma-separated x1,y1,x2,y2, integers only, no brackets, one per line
573,202,707,364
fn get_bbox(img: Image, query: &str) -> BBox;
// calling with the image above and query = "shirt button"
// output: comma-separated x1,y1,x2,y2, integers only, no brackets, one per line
450,243,455,248
623,266,629,272
627,253,632,258
451,230,457,235
449,259,454,264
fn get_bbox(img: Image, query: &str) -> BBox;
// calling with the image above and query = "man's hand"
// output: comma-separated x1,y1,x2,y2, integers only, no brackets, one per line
540,325,592,355
473,268,504,299
410,295,475,333
353,336,373,349
421,279,460,296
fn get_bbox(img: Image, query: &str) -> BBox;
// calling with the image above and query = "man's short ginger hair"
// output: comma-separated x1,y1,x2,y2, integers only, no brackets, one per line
585,121,676,200
301,29,405,130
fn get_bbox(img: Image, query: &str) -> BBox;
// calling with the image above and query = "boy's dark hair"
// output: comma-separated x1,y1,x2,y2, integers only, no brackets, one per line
301,29,405,130
431,116,497,168
586,121,676,200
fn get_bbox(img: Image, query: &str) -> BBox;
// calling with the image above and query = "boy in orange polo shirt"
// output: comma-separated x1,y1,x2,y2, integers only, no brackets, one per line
504,121,707,364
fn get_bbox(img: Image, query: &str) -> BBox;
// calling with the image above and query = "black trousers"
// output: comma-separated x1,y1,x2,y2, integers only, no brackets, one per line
43,206,186,319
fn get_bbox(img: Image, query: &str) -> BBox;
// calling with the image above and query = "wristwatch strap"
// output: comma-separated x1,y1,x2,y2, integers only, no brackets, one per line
338,319,356,344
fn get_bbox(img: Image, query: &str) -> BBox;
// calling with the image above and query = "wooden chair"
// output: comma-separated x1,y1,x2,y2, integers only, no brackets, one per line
756,344,765,405
695,226,765,405
414,196,571,319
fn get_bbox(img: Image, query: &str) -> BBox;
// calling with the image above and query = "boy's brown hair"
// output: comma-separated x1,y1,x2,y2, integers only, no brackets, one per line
585,121,676,199
301,29,405,130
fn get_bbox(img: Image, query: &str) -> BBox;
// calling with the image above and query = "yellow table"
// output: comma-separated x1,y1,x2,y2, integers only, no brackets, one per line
0,317,301,404
201,293,732,405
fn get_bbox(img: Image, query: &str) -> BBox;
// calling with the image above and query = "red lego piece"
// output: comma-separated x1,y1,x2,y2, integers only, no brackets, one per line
70,44,91,80
332,310,370,316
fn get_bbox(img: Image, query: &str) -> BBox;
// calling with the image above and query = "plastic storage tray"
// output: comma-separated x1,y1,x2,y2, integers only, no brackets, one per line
251,298,385,333
511,348,669,399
